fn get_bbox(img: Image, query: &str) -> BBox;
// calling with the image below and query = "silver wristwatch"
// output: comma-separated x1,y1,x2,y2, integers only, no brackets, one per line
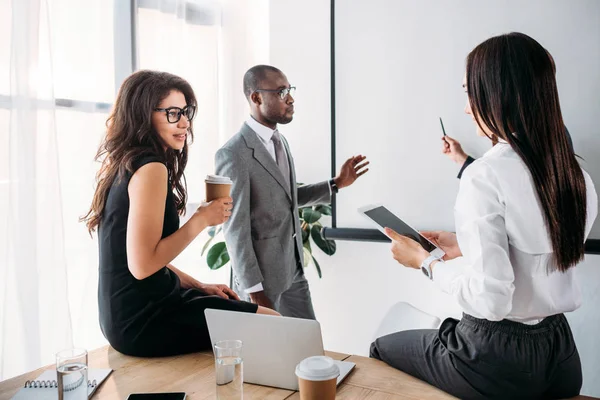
420,255,439,280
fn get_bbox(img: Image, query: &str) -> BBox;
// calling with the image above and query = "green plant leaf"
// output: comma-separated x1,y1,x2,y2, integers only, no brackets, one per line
314,204,332,216
202,226,223,256
311,225,336,255
302,208,322,224
206,242,230,270
301,226,310,243
201,236,214,256
303,236,312,250
312,255,322,278
303,246,312,267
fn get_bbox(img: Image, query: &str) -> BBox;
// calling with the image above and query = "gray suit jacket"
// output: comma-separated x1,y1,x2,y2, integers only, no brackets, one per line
215,122,331,299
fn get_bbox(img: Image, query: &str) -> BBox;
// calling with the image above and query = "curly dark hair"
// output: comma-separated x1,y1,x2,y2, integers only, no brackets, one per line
82,70,196,233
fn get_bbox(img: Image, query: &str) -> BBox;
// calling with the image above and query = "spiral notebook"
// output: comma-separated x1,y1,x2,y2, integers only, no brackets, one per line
11,368,112,399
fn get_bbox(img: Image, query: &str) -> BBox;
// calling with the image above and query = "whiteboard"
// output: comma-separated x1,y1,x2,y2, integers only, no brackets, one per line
334,0,600,239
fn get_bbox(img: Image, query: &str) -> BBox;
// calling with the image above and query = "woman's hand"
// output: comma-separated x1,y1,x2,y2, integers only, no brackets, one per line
420,230,462,261
442,135,468,165
195,197,233,227
385,228,430,269
196,282,240,300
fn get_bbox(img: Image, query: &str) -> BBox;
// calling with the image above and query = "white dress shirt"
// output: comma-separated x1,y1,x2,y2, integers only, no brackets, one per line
435,142,598,323
246,116,288,168
243,117,333,294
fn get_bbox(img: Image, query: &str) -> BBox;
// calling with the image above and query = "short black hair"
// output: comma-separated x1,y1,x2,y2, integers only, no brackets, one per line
243,65,283,98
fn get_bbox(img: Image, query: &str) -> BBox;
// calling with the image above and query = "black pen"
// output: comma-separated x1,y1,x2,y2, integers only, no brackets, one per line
439,117,449,143
439,117,447,136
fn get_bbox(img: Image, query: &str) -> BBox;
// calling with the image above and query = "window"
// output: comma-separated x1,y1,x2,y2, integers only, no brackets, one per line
1,0,266,379
137,5,221,203
2,2,262,359
0,109,7,184
0,110,8,248
136,3,230,284
0,0,122,377
0,0,10,95
55,109,109,346
46,0,117,347
49,0,115,103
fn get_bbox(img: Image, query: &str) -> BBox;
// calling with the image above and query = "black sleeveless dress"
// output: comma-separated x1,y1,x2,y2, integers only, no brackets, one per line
98,155,258,356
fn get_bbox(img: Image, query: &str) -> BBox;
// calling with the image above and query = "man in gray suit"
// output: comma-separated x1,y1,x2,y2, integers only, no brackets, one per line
215,65,368,319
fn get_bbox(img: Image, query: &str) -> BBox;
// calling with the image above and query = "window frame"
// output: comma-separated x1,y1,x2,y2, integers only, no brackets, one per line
0,0,135,114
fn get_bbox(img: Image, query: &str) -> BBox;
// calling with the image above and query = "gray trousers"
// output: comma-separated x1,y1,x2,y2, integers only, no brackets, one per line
370,313,582,400
237,267,316,320
272,268,316,320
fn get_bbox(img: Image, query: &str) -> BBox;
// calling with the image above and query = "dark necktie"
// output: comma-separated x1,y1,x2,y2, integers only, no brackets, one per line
271,130,291,189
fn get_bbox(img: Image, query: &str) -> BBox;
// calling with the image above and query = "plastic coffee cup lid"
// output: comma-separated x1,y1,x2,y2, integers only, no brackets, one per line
205,174,232,184
295,356,340,381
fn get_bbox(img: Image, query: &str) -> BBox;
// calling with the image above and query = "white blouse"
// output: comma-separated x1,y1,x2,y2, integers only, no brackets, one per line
435,143,598,323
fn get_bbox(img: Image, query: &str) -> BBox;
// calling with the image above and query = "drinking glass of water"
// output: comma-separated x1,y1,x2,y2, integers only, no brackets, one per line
56,348,88,400
214,340,243,400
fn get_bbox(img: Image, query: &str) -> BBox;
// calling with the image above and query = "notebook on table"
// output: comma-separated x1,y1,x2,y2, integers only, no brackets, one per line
11,368,112,399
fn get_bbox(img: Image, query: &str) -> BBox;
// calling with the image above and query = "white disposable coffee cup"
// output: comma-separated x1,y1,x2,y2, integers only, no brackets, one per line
205,174,233,202
295,356,340,400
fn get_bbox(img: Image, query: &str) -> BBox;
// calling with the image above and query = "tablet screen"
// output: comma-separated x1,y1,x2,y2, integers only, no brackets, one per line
363,206,437,252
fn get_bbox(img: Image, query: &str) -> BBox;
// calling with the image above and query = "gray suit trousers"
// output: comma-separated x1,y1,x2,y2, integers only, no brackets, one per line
236,267,316,320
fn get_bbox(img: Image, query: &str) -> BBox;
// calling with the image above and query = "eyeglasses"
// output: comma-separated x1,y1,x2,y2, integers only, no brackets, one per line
153,105,197,123
254,86,296,100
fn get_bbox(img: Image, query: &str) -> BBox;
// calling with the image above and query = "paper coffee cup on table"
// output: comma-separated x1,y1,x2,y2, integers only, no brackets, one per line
295,356,340,400
205,174,233,202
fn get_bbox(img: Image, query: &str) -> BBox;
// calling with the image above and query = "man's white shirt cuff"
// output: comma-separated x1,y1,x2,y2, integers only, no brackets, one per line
245,282,264,293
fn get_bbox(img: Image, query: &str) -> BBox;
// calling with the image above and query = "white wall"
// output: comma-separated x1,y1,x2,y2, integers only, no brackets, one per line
269,0,600,396
268,0,331,185
217,0,270,144
334,0,600,236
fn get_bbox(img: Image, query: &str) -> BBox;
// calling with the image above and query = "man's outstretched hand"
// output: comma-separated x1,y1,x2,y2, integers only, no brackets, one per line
334,155,370,189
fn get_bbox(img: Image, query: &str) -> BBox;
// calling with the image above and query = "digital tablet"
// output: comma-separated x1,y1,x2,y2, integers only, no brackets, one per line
358,204,445,259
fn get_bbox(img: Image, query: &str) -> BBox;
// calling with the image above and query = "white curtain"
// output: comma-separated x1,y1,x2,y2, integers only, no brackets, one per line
0,0,73,380
1,0,113,380
0,0,271,380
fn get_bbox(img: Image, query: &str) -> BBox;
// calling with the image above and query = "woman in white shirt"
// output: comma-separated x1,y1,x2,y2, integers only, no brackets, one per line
370,32,598,400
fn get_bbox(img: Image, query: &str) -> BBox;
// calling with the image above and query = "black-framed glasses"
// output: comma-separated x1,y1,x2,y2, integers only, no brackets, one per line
153,105,197,123
254,86,296,100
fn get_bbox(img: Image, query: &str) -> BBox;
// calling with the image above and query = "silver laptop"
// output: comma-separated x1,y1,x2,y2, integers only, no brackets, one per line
205,309,355,390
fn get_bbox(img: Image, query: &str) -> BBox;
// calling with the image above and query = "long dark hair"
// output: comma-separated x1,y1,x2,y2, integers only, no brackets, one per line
466,32,587,272
82,70,196,233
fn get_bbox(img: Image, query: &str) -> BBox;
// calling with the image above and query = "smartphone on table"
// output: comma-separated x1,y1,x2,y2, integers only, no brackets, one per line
127,393,186,400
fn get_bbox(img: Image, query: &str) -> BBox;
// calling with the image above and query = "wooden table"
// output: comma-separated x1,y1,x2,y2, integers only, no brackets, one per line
0,346,596,399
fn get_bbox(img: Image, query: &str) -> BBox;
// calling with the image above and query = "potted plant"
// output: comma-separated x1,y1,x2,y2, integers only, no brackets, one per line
201,204,336,278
